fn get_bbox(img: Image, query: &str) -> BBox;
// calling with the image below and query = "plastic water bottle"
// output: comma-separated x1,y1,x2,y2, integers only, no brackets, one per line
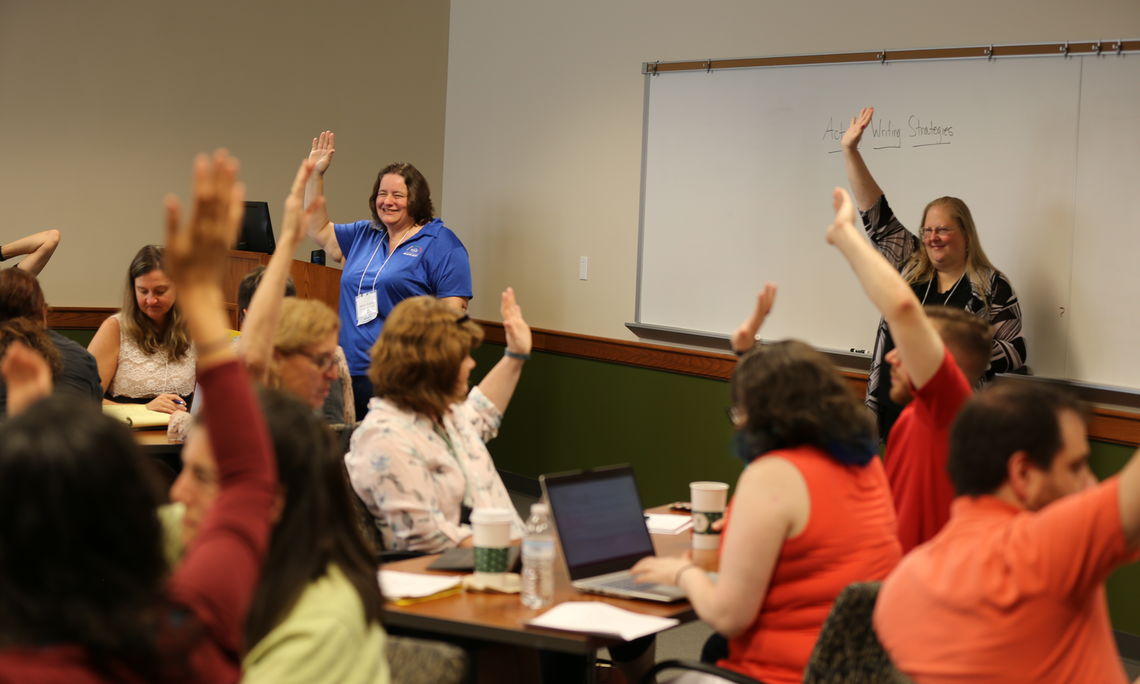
521,502,555,609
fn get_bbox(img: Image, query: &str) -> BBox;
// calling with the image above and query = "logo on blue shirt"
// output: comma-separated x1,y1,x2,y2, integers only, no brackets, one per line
402,245,422,257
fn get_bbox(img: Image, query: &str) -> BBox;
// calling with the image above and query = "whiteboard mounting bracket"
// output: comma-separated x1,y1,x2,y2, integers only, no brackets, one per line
704,59,712,73
876,50,886,64
984,45,994,61
1059,41,1070,57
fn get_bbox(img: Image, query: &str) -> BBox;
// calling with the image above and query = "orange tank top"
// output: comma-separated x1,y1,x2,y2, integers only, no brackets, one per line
721,445,901,684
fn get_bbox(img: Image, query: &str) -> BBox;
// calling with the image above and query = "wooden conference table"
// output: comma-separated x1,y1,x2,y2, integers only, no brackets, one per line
381,509,698,682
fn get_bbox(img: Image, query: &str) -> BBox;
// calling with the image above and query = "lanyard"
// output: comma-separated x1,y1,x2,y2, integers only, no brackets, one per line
922,272,965,306
355,225,420,297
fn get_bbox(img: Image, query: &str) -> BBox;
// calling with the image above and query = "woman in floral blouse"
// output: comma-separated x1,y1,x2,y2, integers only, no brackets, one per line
345,288,531,552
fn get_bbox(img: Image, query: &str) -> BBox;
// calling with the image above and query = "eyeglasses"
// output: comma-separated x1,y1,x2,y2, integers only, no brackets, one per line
292,350,337,373
922,226,957,239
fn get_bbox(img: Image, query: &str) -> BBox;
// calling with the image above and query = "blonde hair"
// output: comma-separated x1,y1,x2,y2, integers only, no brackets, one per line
902,197,997,307
120,245,190,360
369,296,483,420
268,298,339,387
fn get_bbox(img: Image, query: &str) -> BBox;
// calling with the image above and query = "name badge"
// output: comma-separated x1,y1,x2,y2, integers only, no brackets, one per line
355,291,378,326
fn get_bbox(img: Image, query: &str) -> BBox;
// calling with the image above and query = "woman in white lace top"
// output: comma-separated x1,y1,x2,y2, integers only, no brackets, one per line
88,245,196,413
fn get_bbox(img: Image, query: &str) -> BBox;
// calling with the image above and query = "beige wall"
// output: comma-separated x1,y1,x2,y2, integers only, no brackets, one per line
0,0,450,307
443,0,1140,338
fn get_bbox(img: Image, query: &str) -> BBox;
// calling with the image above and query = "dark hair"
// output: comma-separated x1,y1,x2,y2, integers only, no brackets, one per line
0,396,167,678
236,266,296,327
368,162,435,226
244,388,382,649
731,340,877,465
948,382,1087,496
0,267,47,322
121,245,191,360
925,305,993,382
0,269,61,375
369,296,483,421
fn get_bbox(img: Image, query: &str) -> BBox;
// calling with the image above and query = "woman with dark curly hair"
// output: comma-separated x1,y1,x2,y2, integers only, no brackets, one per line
633,282,901,684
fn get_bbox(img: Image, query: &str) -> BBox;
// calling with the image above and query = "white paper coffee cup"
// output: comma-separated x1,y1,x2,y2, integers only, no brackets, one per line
690,481,729,551
470,507,514,576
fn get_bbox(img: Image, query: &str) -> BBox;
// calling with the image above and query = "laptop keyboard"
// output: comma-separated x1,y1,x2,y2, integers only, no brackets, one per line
602,576,660,592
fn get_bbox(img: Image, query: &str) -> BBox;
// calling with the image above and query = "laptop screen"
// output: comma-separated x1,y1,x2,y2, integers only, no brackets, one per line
541,465,657,580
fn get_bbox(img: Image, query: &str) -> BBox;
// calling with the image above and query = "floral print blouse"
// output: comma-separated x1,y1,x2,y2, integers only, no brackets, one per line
345,387,524,553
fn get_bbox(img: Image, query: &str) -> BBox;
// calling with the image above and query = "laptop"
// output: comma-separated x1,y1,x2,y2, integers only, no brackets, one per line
540,465,686,603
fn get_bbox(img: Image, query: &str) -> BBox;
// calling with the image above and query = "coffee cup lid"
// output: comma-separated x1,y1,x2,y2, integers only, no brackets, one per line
470,508,515,524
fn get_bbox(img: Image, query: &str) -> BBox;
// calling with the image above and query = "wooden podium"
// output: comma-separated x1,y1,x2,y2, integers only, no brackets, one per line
223,250,341,328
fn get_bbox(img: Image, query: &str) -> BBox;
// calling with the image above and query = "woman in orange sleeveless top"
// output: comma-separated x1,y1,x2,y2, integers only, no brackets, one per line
633,290,901,684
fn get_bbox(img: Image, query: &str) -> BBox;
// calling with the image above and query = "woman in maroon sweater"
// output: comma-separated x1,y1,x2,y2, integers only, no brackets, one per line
0,151,276,682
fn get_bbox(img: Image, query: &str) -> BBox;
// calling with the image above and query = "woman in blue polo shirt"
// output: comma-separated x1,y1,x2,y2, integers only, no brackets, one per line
302,131,472,420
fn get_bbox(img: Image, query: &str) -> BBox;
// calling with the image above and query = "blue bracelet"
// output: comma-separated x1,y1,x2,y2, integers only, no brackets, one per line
504,350,531,361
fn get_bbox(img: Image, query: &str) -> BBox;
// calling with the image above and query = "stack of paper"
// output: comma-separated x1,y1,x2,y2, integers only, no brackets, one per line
526,601,679,641
103,404,170,428
379,570,462,599
645,513,693,535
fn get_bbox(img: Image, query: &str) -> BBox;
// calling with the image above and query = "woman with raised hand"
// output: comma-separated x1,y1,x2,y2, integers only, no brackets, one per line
0,150,276,682
840,106,1025,439
632,273,900,684
88,243,197,414
302,131,473,420
345,287,530,553
165,157,388,683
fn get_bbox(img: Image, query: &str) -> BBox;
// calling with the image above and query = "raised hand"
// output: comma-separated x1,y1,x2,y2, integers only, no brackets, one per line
840,107,874,151
163,150,246,291
500,287,532,357
309,130,335,176
279,158,321,254
1,340,52,416
827,187,858,245
730,283,777,354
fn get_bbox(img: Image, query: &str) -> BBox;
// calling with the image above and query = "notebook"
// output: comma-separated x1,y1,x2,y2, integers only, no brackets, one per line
540,465,686,603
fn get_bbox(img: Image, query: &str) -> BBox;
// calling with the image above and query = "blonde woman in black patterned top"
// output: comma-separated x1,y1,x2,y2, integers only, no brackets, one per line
840,107,1026,439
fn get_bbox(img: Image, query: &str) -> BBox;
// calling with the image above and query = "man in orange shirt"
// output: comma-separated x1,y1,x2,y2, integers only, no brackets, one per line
874,382,1140,683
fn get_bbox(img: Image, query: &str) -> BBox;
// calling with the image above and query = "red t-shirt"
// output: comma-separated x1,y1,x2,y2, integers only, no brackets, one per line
875,479,1137,683
885,347,971,553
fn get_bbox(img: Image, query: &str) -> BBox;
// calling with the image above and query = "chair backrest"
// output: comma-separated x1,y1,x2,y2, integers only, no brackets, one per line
803,581,912,684
386,635,468,684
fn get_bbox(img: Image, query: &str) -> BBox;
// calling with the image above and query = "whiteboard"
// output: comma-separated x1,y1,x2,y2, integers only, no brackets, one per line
638,53,1139,388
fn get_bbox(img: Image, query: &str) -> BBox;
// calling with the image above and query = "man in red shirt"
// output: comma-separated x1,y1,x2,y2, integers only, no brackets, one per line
827,188,992,551
874,382,1140,683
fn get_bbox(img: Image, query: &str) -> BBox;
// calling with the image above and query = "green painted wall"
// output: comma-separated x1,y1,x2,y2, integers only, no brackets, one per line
472,343,1140,636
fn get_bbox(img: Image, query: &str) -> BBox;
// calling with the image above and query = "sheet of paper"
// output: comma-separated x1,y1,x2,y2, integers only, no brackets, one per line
526,601,679,641
379,570,463,599
645,513,692,535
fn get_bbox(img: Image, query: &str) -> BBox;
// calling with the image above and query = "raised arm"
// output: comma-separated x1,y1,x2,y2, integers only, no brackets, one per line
1,229,61,275
163,150,276,662
1119,445,1140,548
840,107,885,213
1,340,52,415
303,131,342,263
730,283,777,354
827,187,945,389
238,158,320,382
475,288,531,413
